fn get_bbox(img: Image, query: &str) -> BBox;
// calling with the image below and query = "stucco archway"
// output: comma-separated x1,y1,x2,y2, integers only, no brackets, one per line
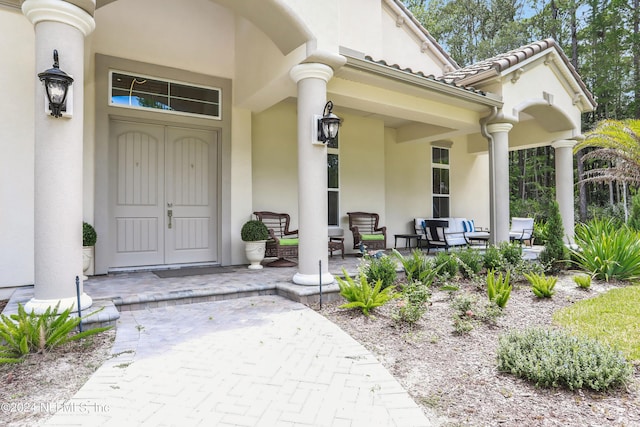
96,0,314,55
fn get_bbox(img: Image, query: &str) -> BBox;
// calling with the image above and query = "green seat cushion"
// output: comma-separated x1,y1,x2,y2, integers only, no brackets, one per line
279,238,299,246
361,234,384,241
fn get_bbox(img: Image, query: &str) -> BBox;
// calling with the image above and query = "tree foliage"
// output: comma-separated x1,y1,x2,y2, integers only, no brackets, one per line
575,119,640,184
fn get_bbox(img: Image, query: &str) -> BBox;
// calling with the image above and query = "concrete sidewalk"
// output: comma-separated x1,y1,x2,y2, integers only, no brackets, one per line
45,295,434,426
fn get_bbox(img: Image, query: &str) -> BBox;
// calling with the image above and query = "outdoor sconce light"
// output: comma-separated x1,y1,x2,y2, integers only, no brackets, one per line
315,101,342,144
38,49,73,118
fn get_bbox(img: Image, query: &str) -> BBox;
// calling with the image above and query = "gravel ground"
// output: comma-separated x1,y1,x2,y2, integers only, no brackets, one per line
318,273,640,427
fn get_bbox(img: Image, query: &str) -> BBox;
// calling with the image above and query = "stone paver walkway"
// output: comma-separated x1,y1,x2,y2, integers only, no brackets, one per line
45,295,433,426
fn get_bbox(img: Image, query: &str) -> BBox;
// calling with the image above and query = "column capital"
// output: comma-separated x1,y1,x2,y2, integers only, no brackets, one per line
290,63,334,84
486,122,513,134
551,139,576,149
23,0,96,36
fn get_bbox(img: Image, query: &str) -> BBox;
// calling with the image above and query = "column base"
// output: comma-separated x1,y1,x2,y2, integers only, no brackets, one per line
292,271,335,286
24,293,93,315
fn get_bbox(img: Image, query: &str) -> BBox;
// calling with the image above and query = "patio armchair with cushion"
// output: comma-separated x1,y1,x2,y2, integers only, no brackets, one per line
348,212,387,251
414,217,489,252
509,217,534,246
253,211,299,267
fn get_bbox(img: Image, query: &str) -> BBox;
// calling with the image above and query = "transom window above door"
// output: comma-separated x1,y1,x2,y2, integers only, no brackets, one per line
110,71,221,119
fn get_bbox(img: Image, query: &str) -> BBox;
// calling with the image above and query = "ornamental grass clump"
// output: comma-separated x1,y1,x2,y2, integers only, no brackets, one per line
486,270,511,309
571,218,640,281
483,245,505,271
392,249,437,284
525,272,557,298
497,328,633,391
0,303,111,364
337,269,397,316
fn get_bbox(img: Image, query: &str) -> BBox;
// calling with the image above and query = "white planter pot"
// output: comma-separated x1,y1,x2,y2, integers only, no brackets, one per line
244,240,266,269
82,246,94,280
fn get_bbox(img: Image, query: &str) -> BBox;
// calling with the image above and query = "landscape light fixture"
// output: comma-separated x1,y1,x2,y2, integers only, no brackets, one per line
38,49,73,118
317,101,342,144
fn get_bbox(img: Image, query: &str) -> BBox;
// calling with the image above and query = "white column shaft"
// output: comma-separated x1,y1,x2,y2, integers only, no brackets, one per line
290,64,334,286
25,1,94,313
487,123,512,244
552,140,576,244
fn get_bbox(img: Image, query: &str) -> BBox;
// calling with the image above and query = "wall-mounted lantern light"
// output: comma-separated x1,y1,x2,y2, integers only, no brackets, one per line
38,49,73,118
315,101,342,144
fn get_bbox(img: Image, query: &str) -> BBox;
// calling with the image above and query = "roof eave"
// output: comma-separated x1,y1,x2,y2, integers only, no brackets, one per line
342,52,502,108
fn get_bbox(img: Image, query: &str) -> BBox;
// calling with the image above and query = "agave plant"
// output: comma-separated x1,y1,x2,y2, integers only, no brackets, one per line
525,272,557,298
486,270,511,309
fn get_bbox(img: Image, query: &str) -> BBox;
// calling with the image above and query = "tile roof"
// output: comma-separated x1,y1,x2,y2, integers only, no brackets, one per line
442,38,596,107
362,55,488,97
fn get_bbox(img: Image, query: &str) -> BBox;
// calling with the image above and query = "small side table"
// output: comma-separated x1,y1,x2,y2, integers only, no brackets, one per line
329,237,345,258
328,228,345,258
394,234,422,249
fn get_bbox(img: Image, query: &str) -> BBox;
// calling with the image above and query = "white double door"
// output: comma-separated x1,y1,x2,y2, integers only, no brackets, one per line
110,120,218,268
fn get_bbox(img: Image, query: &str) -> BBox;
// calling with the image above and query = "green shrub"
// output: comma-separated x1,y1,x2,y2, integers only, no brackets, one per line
240,220,269,241
454,247,483,279
392,249,436,285
499,241,522,266
483,246,504,271
539,200,568,271
573,274,592,289
337,269,397,316
525,272,557,298
486,270,511,308
82,222,97,247
362,255,397,289
532,219,549,245
0,303,111,364
434,251,458,279
571,219,640,281
392,281,431,326
497,328,633,391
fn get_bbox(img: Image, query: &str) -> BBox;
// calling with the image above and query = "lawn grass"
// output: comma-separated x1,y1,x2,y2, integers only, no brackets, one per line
553,285,640,361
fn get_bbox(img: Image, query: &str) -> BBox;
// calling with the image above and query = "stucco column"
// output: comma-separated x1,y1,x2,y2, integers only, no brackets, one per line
289,63,334,286
486,123,513,244
552,139,576,244
23,0,95,313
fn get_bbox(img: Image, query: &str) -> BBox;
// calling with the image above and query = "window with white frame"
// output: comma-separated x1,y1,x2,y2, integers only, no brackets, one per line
109,71,221,119
432,146,450,218
327,137,340,226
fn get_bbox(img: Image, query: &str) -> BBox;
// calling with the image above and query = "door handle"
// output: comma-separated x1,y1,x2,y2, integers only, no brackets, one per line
167,203,173,229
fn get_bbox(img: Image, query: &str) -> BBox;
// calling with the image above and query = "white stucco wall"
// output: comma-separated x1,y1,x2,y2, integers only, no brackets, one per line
339,113,386,251
449,141,490,229
231,107,254,265
384,128,431,237
0,10,35,288
251,102,299,226
93,0,235,78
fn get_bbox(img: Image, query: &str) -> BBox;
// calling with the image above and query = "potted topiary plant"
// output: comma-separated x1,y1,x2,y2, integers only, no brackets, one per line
241,219,269,269
83,222,97,279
